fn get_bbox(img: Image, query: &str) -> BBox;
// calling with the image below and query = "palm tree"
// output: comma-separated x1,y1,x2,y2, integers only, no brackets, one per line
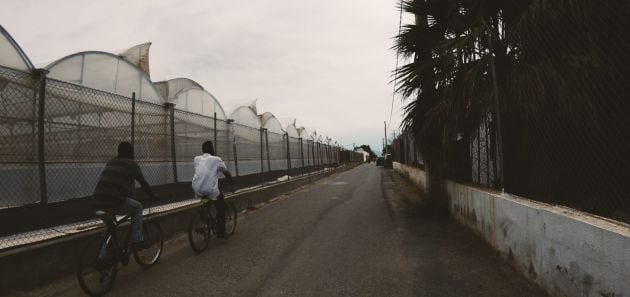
394,0,522,210
394,0,630,220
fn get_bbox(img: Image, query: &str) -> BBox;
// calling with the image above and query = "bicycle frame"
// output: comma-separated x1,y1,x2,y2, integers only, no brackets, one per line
98,214,132,265
201,202,218,232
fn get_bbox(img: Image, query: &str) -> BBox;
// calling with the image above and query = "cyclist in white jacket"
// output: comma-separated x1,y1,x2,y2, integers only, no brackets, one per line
192,141,234,237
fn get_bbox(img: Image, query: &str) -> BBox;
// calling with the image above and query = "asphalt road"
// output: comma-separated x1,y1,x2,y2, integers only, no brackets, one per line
17,164,548,297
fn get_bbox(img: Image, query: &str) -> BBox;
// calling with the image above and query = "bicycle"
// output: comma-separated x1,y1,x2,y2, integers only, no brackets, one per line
188,193,238,253
77,208,164,296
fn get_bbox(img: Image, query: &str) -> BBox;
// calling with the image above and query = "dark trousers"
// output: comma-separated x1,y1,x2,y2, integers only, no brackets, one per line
215,193,226,234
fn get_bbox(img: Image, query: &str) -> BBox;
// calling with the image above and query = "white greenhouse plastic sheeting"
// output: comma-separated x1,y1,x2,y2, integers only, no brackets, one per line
231,105,262,128
45,51,164,105
155,77,204,100
0,25,33,71
171,88,227,119
260,112,285,134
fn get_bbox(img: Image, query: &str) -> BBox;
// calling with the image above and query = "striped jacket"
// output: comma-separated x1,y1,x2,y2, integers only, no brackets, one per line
91,157,146,208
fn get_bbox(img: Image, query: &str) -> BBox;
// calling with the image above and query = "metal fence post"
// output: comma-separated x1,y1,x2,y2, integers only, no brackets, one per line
306,140,311,166
286,134,291,171
165,103,178,183
326,144,332,164
260,127,265,175
264,129,271,172
213,112,217,155
312,141,316,166
233,135,239,177
318,143,322,165
308,140,315,166
300,138,305,168
35,69,48,205
131,92,136,146
323,144,325,165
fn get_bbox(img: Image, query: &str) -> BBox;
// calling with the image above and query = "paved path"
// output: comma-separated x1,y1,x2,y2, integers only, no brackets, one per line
15,164,547,297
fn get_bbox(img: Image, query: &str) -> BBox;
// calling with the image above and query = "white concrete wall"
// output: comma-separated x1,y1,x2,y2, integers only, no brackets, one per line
393,162,427,191
393,162,630,297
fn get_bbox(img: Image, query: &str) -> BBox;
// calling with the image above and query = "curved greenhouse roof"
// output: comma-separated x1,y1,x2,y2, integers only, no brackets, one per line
260,112,284,134
172,88,227,119
230,104,261,128
297,127,307,139
0,25,33,71
155,78,227,119
45,50,164,105
155,77,203,100
285,120,299,138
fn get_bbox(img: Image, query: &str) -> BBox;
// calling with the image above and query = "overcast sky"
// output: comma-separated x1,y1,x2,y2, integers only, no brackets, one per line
1,0,408,153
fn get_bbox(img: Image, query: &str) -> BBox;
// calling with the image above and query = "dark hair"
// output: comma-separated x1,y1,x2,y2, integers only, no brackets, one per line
202,141,215,155
118,141,134,159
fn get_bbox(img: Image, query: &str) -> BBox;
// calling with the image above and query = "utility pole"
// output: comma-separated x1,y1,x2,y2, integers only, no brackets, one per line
383,121,388,155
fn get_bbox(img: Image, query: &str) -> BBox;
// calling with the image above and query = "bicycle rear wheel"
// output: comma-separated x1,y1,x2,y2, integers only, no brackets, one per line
224,202,238,237
133,221,163,268
188,209,210,253
77,236,118,297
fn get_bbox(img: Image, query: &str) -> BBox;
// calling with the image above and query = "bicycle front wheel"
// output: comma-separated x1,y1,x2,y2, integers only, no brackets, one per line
224,202,238,237
77,236,118,297
134,221,163,268
188,209,210,253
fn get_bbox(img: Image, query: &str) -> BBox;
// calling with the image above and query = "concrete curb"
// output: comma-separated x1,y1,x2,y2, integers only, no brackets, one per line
0,164,356,294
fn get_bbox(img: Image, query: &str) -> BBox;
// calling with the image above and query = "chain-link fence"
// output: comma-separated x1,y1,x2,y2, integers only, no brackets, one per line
0,64,361,250
0,66,40,207
390,1,630,224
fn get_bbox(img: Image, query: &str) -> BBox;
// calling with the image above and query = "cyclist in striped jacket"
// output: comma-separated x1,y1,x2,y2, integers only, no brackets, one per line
92,142,158,251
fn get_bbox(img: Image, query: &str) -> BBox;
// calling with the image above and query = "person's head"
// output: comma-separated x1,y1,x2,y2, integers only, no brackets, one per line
202,141,215,155
118,141,134,159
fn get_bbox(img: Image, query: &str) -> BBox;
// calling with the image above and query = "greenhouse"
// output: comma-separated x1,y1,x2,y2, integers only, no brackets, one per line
42,46,171,202
260,112,288,171
229,102,264,175
0,25,352,211
284,120,305,169
296,127,311,166
155,78,230,181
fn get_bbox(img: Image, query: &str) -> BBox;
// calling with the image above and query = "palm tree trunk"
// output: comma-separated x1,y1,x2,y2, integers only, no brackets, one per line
415,8,447,214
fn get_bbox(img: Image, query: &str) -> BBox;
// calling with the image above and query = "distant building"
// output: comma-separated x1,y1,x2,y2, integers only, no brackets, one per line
354,148,370,162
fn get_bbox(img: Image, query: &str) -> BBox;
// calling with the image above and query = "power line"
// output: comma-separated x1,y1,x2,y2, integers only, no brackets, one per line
388,0,404,130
